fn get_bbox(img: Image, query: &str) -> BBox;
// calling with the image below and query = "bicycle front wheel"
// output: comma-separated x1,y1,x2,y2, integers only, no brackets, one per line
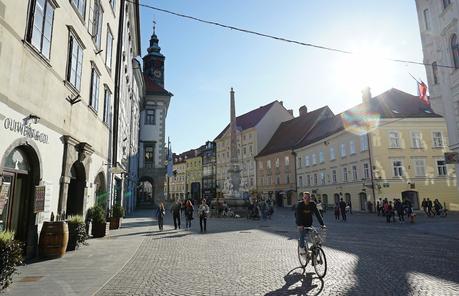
298,245,308,268
312,247,327,278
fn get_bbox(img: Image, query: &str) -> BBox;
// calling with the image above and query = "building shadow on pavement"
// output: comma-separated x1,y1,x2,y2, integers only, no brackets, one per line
264,267,324,296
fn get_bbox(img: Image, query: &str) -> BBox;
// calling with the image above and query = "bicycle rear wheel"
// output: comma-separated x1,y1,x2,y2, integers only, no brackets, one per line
298,245,308,268
312,247,327,278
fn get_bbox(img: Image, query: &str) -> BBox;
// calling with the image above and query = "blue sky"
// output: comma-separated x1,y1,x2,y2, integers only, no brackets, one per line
138,1,426,153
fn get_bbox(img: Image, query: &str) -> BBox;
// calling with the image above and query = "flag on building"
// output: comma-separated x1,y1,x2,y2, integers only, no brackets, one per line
418,80,429,106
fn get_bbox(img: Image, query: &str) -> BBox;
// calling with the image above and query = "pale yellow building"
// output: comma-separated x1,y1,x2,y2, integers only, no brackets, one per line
168,155,186,201
295,89,459,211
186,147,204,203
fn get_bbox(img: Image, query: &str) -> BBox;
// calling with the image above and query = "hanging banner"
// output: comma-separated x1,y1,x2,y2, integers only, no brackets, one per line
34,185,46,213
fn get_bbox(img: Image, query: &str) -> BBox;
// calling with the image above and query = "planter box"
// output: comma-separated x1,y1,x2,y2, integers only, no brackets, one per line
91,222,110,238
109,217,122,230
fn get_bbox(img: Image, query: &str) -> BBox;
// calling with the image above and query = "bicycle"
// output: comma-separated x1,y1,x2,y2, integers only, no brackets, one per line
297,226,327,279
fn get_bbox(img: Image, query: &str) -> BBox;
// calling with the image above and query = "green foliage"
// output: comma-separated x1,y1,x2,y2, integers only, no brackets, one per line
67,215,84,224
67,217,88,249
96,192,108,209
112,204,125,218
91,205,106,224
0,231,24,290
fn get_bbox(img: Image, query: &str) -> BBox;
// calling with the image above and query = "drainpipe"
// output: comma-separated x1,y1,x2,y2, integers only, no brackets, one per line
112,0,126,208
367,132,377,212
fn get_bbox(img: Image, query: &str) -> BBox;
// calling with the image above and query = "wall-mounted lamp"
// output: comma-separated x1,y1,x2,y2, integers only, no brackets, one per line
23,114,40,125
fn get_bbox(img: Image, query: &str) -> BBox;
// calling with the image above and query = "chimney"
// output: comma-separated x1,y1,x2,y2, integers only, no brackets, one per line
287,109,293,116
362,87,371,103
299,105,308,116
279,100,283,106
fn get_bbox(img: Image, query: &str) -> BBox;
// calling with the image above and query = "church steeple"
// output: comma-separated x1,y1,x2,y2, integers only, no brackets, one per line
143,21,165,87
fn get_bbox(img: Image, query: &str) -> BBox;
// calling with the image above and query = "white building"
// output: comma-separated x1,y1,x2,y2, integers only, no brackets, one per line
111,0,142,214
215,99,293,198
415,0,459,184
137,27,172,207
0,0,121,257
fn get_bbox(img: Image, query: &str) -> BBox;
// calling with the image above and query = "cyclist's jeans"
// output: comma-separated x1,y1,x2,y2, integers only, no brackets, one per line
298,228,309,249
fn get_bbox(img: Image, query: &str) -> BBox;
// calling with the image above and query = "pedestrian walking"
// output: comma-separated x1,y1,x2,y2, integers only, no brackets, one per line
377,198,383,216
433,198,442,216
185,200,194,230
334,203,340,220
347,200,353,214
171,200,181,229
156,203,166,231
385,201,394,223
317,199,324,216
394,199,404,223
339,198,347,221
180,200,186,218
198,199,210,232
421,198,428,216
427,198,433,217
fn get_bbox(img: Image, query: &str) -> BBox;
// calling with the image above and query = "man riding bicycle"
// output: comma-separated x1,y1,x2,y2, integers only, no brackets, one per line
296,192,326,255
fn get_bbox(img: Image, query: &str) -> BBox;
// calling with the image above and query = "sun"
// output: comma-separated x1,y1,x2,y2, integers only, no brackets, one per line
334,44,395,99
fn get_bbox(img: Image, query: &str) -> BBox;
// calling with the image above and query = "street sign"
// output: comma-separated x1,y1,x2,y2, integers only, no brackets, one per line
444,152,459,164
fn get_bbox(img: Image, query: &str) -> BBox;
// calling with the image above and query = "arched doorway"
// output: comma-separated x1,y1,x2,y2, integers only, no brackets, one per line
359,192,367,211
1,145,41,258
94,172,107,209
402,190,420,210
66,162,86,216
137,177,155,208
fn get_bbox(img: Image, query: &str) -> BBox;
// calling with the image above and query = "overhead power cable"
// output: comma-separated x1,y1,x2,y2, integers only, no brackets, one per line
127,0,456,70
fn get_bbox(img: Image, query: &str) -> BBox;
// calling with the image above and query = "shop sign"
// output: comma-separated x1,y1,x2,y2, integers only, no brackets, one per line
34,185,46,213
3,117,49,144
0,182,11,213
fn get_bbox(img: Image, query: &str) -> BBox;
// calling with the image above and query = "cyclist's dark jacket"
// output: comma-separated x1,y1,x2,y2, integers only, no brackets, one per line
296,201,324,227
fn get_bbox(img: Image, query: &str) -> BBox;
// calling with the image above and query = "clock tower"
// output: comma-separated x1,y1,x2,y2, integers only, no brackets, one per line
143,22,165,87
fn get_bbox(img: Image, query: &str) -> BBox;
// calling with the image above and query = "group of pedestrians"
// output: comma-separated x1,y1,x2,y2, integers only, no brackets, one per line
156,199,210,233
421,198,446,217
376,198,415,223
248,197,274,220
333,198,352,222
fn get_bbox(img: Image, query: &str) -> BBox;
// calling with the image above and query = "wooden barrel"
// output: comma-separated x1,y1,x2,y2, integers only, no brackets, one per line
39,221,69,259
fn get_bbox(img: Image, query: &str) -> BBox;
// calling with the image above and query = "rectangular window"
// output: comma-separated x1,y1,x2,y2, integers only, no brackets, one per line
72,0,86,18
91,0,103,48
423,8,430,30
320,172,325,185
307,175,311,186
276,175,280,185
314,174,318,185
329,147,335,160
343,167,348,182
27,0,55,59
389,131,401,148
285,156,290,166
286,175,290,184
298,175,303,187
437,160,447,176
267,160,271,169
432,132,443,147
312,154,317,165
363,163,370,179
297,157,302,169
144,144,154,165
360,134,368,151
258,160,263,169
275,158,280,168
332,170,337,183
352,165,358,181
349,140,356,155
67,32,83,90
103,87,111,124
243,147,246,156
105,28,113,70
443,0,451,10
89,66,100,112
414,159,426,176
393,160,403,177
411,131,422,148
340,143,346,157
319,151,324,163
305,155,310,167
145,108,155,125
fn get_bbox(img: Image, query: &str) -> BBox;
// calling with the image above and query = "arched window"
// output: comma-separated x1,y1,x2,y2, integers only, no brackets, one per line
451,34,459,69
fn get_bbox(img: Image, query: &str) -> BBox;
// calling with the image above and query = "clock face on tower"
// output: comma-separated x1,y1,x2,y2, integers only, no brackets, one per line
153,70,162,79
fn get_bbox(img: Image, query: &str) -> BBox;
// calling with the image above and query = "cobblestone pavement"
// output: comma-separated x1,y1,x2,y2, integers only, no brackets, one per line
94,209,459,296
